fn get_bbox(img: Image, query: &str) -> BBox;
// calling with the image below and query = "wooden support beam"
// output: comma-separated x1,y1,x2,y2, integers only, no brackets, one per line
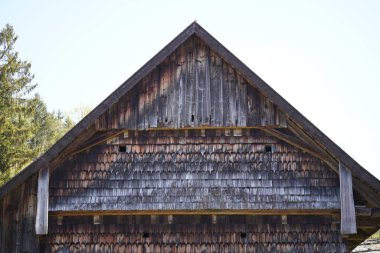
35,167,49,235
355,206,372,216
357,217,380,229
373,208,380,217
261,128,336,169
340,161,357,234
49,208,340,217
286,119,337,162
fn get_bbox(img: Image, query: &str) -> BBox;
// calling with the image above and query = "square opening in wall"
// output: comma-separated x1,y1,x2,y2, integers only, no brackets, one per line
119,146,127,152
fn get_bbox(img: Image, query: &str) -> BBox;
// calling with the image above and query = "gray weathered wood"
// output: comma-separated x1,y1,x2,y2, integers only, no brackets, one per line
35,167,49,235
339,161,357,234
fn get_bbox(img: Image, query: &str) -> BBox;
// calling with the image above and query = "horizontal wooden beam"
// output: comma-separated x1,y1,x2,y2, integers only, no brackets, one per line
49,206,379,217
355,206,372,216
355,206,380,217
49,209,340,217
357,218,380,228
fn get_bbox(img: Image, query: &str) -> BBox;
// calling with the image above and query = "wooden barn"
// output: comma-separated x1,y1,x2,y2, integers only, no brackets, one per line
1,22,380,253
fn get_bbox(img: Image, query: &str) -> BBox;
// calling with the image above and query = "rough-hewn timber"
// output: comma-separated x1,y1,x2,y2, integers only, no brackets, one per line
340,161,357,234
36,166,49,235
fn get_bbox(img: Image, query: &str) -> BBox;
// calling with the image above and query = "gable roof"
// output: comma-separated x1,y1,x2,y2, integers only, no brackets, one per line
0,22,379,204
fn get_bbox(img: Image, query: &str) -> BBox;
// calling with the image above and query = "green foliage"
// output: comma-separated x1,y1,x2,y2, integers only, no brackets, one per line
67,103,92,124
370,229,380,239
29,96,75,157
0,24,74,185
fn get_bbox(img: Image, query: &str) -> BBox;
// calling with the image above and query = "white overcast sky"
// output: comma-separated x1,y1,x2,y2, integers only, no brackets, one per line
1,0,380,179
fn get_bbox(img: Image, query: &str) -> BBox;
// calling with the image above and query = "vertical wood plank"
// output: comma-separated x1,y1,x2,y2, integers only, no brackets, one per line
210,52,223,127
125,93,132,129
339,161,357,234
166,55,174,127
159,64,169,126
185,40,193,127
222,61,230,126
138,78,146,129
194,37,200,126
187,37,196,127
170,51,178,127
204,46,211,125
131,86,139,129
118,96,125,128
178,45,187,128
144,75,151,129
228,67,237,126
152,67,160,128
147,73,154,129
209,52,216,126
237,75,247,126
35,167,49,235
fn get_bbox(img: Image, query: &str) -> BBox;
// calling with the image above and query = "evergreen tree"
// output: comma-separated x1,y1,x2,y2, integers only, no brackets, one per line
0,24,38,182
0,24,74,185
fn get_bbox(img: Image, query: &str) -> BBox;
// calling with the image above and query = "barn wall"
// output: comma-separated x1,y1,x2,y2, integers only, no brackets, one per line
95,36,286,130
46,215,348,253
49,129,340,212
0,175,39,253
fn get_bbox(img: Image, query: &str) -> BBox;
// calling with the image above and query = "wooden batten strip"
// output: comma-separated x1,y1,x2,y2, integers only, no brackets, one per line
35,167,49,235
339,161,357,234
49,209,340,217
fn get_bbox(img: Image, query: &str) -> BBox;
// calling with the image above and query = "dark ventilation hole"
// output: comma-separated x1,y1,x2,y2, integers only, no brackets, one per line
191,115,195,122
240,233,247,239
143,232,150,238
119,146,127,153
265,145,272,153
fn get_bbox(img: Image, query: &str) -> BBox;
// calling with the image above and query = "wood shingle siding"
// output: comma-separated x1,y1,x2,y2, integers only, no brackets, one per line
49,130,340,212
46,215,348,253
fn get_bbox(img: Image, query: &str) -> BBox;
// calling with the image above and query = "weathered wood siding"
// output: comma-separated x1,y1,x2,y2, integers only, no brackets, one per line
46,215,347,253
0,175,39,253
95,36,286,130
49,129,339,212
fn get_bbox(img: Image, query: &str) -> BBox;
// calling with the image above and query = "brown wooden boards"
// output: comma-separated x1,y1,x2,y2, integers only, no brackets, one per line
36,167,49,235
0,176,39,252
340,161,357,234
94,37,285,131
